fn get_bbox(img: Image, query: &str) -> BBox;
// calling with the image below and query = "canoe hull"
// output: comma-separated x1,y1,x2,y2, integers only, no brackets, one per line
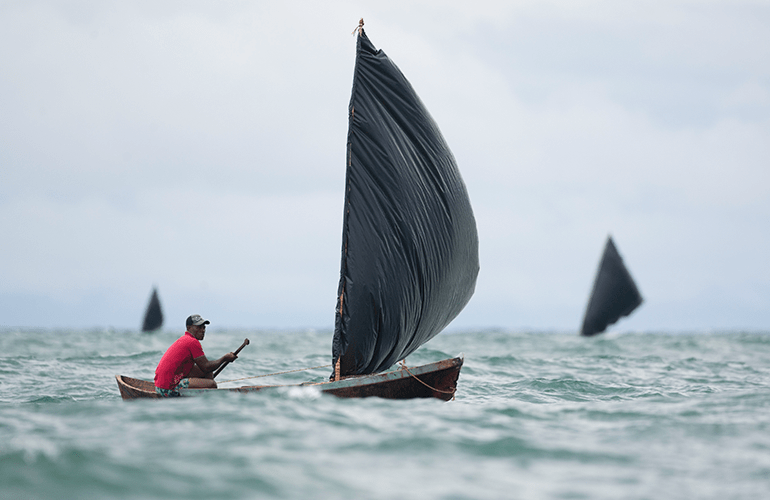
116,357,463,402
116,375,161,400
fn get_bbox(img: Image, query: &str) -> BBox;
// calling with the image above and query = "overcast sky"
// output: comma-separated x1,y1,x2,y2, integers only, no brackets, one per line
1,0,768,332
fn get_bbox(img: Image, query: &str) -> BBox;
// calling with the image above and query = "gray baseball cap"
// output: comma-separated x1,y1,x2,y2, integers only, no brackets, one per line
186,314,210,327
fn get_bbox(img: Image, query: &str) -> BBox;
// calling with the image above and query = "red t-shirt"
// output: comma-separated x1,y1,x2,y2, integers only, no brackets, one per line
154,332,205,389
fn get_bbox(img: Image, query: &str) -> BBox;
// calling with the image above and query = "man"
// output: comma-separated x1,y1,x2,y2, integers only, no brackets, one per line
154,314,238,397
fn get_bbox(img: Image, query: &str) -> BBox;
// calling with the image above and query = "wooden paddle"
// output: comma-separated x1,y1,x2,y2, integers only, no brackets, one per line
213,338,249,379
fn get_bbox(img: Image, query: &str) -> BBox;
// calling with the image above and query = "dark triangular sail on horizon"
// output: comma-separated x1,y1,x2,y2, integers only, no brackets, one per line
332,27,479,376
141,287,164,332
580,236,643,336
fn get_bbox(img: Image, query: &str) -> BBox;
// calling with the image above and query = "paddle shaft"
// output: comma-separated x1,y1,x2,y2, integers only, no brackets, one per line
213,338,249,379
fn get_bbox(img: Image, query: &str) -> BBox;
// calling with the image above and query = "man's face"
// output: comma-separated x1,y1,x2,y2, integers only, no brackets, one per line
189,324,206,340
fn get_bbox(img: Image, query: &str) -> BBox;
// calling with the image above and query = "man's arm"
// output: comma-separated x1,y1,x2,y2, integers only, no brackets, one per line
193,352,237,375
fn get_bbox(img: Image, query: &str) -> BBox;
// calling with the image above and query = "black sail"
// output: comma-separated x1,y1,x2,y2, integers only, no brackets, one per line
141,287,164,333
332,29,479,376
580,236,643,336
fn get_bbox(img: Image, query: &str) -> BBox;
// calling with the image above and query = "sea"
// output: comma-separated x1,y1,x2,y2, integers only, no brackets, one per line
1,327,769,500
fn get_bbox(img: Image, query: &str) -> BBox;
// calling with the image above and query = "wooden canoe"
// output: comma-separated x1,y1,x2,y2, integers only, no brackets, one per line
116,356,462,401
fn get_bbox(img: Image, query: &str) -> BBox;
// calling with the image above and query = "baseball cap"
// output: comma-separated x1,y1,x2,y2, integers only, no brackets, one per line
186,314,211,327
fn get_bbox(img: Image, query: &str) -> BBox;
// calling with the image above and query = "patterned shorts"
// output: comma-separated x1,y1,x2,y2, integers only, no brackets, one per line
155,378,190,397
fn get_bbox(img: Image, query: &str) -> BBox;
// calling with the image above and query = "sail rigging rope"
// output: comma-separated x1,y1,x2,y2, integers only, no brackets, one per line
398,360,456,399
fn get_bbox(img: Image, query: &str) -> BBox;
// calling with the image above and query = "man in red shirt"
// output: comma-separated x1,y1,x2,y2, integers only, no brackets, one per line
154,314,238,397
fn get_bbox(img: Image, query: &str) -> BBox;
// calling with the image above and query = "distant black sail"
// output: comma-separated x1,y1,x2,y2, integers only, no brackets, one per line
581,236,643,336
141,287,164,333
333,29,480,376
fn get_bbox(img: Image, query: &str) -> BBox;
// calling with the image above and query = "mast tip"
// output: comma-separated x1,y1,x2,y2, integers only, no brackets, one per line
352,18,364,35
